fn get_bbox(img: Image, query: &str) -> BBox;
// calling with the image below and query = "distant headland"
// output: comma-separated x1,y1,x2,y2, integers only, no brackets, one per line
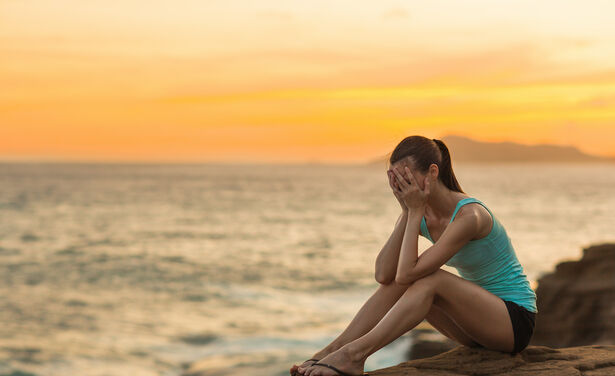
366,135,615,165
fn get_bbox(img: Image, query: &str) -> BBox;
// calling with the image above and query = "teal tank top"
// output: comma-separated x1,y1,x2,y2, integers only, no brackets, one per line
420,197,537,313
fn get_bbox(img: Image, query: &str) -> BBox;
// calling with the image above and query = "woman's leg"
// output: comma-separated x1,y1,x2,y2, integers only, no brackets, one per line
321,282,411,352
424,303,483,348
299,269,514,376
290,281,409,375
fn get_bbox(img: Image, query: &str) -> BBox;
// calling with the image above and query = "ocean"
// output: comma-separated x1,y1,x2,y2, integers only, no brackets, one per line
1,161,614,375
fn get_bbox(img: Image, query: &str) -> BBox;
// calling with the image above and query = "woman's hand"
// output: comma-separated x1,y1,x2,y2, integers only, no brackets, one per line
391,166,430,211
387,169,408,212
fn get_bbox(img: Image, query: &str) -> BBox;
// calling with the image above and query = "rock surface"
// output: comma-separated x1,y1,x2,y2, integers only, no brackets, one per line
369,344,615,375
406,328,458,360
531,243,615,348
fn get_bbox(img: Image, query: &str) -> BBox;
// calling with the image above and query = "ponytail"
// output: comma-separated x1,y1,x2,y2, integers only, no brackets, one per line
432,138,464,193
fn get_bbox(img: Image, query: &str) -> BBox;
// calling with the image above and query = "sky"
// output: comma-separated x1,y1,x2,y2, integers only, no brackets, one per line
1,0,615,163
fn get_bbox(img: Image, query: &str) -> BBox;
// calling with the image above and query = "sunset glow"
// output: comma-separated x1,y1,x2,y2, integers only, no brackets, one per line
2,0,615,163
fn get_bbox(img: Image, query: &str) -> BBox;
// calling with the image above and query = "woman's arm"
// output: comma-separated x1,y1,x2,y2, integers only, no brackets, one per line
395,208,424,284
396,207,479,285
374,210,408,284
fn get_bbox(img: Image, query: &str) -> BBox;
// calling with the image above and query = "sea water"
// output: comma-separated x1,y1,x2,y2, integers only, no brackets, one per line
0,162,613,375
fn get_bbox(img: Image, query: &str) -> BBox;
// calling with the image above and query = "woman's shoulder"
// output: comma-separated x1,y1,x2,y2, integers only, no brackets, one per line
454,199,494,239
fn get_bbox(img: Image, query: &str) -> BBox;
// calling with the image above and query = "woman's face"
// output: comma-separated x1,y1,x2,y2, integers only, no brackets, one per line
389,157,427,190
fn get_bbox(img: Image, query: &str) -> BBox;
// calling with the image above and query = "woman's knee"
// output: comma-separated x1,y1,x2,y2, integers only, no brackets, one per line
378,270,443,300
377,280,411,298
409,270,442,291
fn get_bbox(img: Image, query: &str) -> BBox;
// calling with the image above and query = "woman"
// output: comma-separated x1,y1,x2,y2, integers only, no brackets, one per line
290,135,537,376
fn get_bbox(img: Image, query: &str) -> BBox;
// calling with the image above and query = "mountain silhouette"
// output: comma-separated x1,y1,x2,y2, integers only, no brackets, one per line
366,135,614,165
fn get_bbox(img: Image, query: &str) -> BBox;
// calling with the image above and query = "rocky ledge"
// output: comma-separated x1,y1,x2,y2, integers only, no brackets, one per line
368,344,615,375
531,242,615,348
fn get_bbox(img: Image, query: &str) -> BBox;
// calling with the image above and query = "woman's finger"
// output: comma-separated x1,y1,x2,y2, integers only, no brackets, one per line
389,173,400,193
388,171,399,191
392,167,409,189
393,176,403,193
389,171,399,187
387,170,396,186
404,166,420,190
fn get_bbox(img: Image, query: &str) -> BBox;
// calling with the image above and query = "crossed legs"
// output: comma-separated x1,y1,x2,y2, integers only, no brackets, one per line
293,269,514,376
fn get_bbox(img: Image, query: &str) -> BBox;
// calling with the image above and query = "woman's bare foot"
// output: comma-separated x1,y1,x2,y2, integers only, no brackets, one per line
296,344,365,376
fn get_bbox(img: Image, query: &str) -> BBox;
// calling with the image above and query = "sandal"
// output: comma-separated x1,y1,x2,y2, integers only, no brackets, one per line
309,362,369,376
291,358,320,376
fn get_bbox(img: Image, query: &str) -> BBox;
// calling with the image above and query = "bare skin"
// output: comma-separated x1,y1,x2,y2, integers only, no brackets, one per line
290,156,514,376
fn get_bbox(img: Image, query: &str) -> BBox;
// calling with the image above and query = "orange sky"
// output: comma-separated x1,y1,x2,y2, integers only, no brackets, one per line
1,0,615,163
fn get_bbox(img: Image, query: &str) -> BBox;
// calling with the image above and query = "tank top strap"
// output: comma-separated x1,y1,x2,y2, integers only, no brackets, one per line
449,197,487,223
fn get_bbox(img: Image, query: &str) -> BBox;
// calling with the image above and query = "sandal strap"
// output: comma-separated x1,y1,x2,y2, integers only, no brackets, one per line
311,362,365,376
291,359,321,376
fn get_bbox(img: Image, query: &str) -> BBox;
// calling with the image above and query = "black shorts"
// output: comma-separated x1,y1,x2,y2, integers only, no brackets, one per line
473,299,536,354
502,299,536,354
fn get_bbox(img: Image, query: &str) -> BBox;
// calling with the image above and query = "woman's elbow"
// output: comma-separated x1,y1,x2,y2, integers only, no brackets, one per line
375,272,395,285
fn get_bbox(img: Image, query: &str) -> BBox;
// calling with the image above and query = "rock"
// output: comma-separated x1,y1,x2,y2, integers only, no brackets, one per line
406,328,458,360
368,344,615,375
531,243,615,348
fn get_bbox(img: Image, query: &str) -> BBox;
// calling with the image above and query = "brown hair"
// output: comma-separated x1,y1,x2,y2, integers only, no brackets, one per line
387,135,464,193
